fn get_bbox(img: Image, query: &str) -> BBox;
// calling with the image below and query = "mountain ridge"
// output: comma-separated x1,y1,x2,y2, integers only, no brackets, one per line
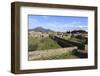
28,27,54,32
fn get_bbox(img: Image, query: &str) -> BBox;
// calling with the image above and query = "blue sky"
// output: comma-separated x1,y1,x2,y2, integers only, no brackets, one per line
28,15,88,32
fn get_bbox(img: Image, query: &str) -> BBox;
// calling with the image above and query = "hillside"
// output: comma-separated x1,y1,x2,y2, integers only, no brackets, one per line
29,27,54,32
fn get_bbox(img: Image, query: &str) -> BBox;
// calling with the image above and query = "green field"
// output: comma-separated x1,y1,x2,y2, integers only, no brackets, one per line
28,36,61,51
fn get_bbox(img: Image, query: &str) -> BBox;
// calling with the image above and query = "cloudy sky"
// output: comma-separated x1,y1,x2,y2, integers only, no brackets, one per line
28,15,88,32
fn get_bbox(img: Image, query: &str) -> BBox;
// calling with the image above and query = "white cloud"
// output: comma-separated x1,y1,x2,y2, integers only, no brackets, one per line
28,17,88,32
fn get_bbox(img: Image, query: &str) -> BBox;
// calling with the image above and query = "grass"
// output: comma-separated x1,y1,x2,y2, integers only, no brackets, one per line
47,51,75,60
28,36,61,51
28,47,78,60
63,36,85,44
28,33,84,60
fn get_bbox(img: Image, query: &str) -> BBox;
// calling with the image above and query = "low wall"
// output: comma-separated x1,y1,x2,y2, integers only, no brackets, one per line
52,36,85,50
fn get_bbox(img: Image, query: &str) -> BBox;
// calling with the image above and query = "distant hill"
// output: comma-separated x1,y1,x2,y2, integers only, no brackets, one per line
28,27,54,32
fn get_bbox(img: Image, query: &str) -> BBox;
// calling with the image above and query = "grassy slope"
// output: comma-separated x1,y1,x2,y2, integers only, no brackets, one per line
28,47,78,60
28,37,61,51
63,36,85,44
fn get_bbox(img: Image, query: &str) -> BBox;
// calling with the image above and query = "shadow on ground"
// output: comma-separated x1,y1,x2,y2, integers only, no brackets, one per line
72,49,88,58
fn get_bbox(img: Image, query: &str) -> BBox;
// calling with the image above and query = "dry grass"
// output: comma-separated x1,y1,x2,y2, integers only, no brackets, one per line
28,47,77,60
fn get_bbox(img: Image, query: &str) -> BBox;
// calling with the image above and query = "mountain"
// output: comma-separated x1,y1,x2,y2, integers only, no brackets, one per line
28,27,54,32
